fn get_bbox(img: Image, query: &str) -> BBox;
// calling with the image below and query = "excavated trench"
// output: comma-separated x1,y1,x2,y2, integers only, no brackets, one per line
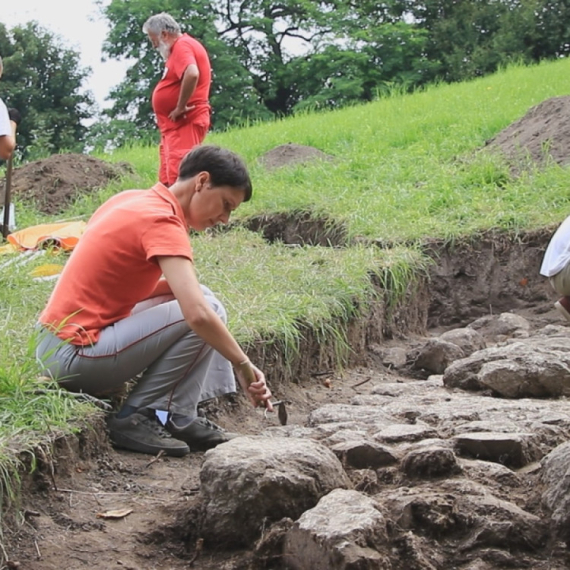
4,216,568,570
4,95,570,566
245,212,557,331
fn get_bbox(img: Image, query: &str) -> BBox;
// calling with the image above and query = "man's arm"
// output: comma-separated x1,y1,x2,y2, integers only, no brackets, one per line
0,119,16,161
168,64,199,121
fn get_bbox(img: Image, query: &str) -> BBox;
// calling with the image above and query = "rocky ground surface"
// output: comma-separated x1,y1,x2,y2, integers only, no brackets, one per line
4,295,570,570
3,95,570,569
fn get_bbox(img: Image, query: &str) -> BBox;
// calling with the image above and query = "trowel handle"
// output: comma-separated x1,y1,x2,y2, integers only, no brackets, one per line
236,359,268,408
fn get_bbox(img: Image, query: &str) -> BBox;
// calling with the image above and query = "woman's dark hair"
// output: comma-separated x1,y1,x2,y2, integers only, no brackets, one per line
178,145,252,202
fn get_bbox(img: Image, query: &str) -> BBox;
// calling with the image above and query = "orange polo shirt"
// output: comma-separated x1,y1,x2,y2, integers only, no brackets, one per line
39,183,193,346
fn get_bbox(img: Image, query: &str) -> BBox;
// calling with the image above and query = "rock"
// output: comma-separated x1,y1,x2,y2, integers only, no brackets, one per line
374,423,439,444
443,337,570,393
401,446,460,478
380,480,545,551
331,440,398,469
541,441,570,543
413,338,465,374
453,419,519,434
322,428,370,446
478,355,570,398
468,312,530,341
452,432,538,467
199,436,351,547
440,327,487,355
458,458,521,488
284,489,391,570
381,346,408,369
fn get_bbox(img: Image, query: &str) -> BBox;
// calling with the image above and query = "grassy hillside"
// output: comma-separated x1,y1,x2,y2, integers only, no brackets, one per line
99,58,570,242
1,58,570,499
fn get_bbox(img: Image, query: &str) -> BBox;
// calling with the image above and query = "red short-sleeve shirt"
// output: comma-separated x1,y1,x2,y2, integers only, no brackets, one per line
152,34,212,132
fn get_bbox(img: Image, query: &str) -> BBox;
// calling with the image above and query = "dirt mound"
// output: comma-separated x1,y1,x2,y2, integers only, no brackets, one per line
1,153,134,215
485,95,570,169
258,143,335,170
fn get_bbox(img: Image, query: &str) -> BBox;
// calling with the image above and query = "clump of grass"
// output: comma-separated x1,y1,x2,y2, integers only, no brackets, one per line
193,229,427,364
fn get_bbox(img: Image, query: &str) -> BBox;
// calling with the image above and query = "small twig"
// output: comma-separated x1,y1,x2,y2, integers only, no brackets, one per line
145,449,165,468
0,540,9,562
310,371,333,377
36,445,58,492
351,377,371,389
34,540,41,560
188,538,204,566
54,488,130,496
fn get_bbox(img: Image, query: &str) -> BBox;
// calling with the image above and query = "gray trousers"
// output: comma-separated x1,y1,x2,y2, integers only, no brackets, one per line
35,286,236,415
550,263,570,296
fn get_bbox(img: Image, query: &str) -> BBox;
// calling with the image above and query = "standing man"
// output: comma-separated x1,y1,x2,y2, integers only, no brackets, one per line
143,13,212,187
0,56,19,160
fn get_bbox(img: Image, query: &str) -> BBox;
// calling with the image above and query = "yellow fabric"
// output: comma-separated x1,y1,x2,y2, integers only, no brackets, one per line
29,263,65,277
7,221,87,251
0,243,17,255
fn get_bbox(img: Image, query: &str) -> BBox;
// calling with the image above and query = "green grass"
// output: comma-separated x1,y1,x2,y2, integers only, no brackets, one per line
206,58,570,242
1,57,570,522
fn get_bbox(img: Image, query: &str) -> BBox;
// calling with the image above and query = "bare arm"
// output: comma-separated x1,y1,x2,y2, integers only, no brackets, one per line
158,255,246,364
169,64,199,121
157,255,273,408
0,120,16,160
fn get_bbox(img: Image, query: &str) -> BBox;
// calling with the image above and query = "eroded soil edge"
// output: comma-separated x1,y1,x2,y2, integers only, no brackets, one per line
2,228,566,570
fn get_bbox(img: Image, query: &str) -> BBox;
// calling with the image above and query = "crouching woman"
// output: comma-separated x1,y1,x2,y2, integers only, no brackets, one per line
35,145,272,457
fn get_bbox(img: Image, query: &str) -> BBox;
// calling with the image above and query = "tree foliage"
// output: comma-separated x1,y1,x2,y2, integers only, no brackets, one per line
94,0,570,147
0,22,94,160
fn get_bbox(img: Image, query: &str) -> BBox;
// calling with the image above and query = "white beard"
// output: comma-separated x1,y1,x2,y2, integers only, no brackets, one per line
158,41,170,61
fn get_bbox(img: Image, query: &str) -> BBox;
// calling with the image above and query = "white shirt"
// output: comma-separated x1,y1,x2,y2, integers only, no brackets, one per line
540,214,570,277
0,98,10,137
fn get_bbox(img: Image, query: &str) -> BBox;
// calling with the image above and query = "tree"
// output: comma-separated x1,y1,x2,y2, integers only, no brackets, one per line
0,22,94,160
99,0,349,131
100,0,570,137
404,0,570,83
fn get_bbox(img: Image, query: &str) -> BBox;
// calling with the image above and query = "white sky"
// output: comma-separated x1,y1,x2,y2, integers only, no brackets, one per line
2,0,130,110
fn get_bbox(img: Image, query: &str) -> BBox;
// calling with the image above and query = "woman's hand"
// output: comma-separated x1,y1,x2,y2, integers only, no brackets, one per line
234,360,273,412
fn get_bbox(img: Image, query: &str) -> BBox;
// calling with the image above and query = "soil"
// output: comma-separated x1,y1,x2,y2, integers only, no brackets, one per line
257,143,335,171
485,95,570,171
2,97,570,570
0,153,134,215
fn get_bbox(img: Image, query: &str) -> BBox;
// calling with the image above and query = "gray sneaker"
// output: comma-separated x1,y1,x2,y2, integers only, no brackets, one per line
106,410,190,457
166,416,239,451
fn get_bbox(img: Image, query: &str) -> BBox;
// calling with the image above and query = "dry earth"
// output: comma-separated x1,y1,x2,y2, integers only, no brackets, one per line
2,97,570,569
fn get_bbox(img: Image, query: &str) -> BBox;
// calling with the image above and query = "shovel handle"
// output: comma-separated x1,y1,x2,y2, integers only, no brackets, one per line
2,157,13,239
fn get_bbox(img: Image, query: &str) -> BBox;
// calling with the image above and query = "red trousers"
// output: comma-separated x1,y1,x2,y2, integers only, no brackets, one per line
159,120,209,186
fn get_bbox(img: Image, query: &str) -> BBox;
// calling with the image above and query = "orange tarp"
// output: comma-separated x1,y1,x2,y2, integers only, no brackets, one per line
6,221,87,251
